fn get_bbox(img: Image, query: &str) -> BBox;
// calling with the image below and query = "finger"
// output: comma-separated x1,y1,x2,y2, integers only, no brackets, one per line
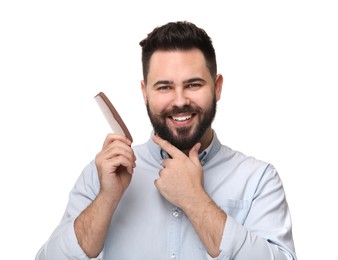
102,139,135,161
105,155,135,175
103,134,132,149
152,134,182,158
117,156,135,174
161,158,169,168
154,175,163,190
158,168,163,176
97,143,136,171
188,142,201,165
154,178,159,189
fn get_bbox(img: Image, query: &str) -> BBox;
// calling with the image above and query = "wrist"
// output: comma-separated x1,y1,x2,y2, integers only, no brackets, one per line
97,189,122,211
181,190,212,215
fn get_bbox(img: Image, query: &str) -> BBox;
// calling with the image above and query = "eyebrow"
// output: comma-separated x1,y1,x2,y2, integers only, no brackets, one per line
152,77,206,87
183,77,206,84
153,80,174,87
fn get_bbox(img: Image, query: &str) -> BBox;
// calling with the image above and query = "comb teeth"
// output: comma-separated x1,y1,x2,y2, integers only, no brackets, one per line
94,92,133,142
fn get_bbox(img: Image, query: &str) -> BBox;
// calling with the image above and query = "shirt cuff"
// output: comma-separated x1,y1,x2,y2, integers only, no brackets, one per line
218,215,247,258
62,219,103,260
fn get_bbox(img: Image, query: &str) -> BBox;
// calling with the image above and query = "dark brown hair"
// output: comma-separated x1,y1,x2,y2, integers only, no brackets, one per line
139,21,217,84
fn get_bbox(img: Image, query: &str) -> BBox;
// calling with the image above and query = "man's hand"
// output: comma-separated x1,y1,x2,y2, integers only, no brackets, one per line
153,134,203,209
75,134,136,258
153,134,225,257
95,134,136,201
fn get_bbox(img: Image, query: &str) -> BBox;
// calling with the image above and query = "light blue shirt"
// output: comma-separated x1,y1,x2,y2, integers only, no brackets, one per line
36,131,297,260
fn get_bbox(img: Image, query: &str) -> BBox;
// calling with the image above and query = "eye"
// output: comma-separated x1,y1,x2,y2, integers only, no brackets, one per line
157,85,172,91
188,83,202,89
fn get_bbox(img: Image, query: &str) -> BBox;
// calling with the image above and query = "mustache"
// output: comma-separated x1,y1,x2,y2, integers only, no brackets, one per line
160,105,202,118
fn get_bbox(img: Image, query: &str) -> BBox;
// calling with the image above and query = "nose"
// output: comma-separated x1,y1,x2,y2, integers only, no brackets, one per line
172,88,190,107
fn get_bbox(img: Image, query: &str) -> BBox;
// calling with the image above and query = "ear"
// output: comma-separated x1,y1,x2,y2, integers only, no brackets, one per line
214,74,223,101
141,80,148,105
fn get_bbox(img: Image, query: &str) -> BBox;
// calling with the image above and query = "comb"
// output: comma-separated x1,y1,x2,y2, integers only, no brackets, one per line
94,92,133,142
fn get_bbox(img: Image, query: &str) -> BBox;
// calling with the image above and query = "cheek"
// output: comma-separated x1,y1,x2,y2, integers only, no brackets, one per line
147,97,168,114
194,92,214,109
149,92,173,108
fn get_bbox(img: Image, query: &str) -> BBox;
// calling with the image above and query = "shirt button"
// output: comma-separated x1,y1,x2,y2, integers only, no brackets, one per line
172,210,179,218
171,254,176,259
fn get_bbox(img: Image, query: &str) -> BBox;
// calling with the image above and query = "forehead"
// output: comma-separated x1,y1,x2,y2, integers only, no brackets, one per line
147,49,209,82
150,48,206,66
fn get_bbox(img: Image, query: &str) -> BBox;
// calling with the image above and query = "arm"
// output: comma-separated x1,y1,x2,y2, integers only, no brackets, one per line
181,191,227,257
74,191,120,258
35,161,102,260
36,134,135,259
153,135,224,257
153,135,296,259
75,134,135,257
218,165,297,259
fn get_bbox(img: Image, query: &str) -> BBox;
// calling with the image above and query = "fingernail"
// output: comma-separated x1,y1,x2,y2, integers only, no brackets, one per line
196,143,201,151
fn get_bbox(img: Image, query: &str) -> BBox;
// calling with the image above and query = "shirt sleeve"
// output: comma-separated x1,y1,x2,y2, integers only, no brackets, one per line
35,161,103,260
218,165,297,260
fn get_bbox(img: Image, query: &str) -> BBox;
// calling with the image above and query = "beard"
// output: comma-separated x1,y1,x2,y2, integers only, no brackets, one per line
146,96,217,150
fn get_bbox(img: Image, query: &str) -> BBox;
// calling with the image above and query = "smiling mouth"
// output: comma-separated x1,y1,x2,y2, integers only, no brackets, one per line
169,114,195,122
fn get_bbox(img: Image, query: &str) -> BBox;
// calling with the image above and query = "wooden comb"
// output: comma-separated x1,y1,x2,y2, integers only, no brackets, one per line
94,92,133,142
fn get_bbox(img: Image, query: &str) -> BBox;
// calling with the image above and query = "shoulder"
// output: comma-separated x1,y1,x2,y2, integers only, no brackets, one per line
227,145,282,187
216,142,279,182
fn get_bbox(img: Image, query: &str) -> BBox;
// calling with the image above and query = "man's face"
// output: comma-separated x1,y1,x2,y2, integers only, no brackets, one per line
141,49,222,151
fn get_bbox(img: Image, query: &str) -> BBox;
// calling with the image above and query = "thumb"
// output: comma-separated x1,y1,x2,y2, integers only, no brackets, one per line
189,143,201,164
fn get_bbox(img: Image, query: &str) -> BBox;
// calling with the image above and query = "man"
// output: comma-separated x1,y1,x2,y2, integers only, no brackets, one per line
36,21,297,259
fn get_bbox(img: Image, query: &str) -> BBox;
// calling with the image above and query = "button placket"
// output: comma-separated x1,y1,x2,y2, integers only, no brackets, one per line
168,207,182,259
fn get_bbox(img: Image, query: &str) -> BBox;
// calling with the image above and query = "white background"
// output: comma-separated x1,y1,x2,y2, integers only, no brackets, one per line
1,1,337,259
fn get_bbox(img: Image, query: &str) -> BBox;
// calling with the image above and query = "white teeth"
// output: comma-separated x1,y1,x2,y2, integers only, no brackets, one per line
172,115,192,121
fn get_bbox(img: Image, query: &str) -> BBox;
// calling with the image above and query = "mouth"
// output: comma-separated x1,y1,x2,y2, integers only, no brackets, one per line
171,114,193,121
168,113,196,125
